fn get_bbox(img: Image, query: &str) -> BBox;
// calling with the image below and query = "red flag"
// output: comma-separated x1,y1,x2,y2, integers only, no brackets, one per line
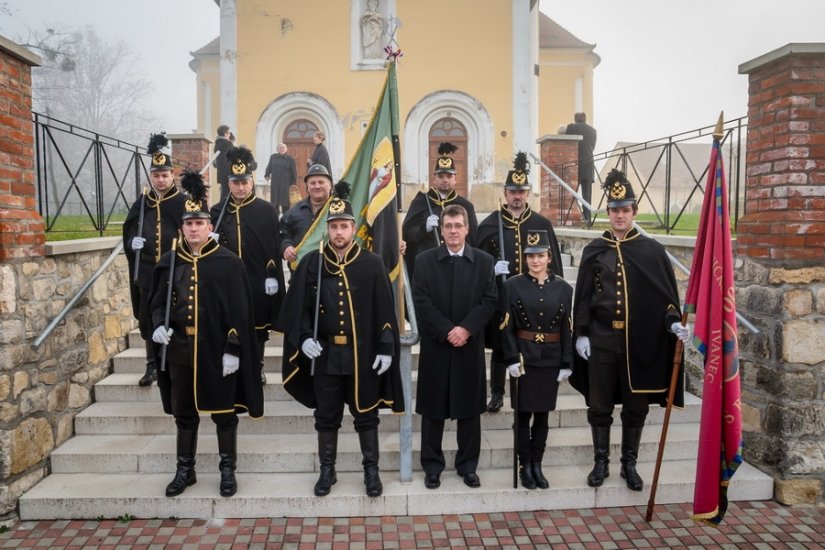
685,133,743,525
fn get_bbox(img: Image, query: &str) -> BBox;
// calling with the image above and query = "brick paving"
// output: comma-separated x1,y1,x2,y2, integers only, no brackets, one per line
1,501,824,549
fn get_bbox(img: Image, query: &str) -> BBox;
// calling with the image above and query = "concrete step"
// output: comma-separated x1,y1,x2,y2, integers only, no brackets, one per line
94,371,581,402
73,394,702,436
18,460,774,520
112,345,493,374
50,423,702,475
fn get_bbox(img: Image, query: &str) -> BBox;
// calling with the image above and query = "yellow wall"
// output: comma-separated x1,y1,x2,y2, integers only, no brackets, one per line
539,49,596,137
192,1,597,210
235,0,515,163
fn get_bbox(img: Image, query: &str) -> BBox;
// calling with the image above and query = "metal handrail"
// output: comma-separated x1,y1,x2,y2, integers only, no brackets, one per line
33,111,196,235
31,241,125,349
530,152,759,335
552,117,747,233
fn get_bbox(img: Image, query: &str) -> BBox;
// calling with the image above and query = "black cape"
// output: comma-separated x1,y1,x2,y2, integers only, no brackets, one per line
570,229,684,408
402,189,478,279
274,243,404,412
210,194,285,335
122,186,187,303
150,239,264,417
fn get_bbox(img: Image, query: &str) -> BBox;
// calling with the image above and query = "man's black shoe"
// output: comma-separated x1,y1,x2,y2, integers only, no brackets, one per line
486,393,503,413
424,473,440,489
138,366,156,387
461,472,481,488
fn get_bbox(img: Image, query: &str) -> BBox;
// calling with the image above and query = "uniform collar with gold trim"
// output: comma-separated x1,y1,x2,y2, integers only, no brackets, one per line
427,188,457,207
323,241,361,268
228,193,256,212
177,236,220,262
501,204,532,226
147,186,180,204
600,226,641,243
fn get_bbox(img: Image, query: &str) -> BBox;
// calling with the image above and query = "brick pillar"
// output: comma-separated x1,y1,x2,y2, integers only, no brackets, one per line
736,43,825,505
537,134,582,226
168,134,213,203
0,37,43,261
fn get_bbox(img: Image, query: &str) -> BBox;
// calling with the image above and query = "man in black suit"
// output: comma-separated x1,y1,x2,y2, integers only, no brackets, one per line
565,113,597,224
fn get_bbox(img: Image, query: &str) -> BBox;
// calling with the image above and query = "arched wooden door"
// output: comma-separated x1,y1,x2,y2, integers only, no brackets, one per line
428,117,468,197
283,119,319,199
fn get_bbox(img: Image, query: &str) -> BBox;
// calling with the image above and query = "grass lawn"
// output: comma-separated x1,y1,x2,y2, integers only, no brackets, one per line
44,213,126,241
589,212,737,237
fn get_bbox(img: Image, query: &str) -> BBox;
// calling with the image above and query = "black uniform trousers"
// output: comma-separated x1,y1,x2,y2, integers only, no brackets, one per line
420,415,481,476
586,343,649,429
168,362,238,432
313,374,379,433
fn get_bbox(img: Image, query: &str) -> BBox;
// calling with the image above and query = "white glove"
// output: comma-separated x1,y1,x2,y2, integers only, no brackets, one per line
557,368,572,382
507,363,522,378
152,326,173,345
671,322,691,343
575,336,591,360
265,278,279,295
222,353,240,377
130,237,146,251
425,214,439,233
494,260,510,276
301,338,323,359
209,232,220,242
372,354,392,375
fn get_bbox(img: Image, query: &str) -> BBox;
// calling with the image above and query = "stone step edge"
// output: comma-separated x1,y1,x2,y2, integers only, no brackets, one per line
18,461,774,520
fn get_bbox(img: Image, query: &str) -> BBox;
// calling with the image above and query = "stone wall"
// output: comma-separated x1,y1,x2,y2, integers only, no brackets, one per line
0,238,135,524
737,44,825,505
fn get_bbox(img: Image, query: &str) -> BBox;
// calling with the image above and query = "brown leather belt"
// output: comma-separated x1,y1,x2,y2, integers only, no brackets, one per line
332,335,349,345
516,329,560,343
612,321,625,330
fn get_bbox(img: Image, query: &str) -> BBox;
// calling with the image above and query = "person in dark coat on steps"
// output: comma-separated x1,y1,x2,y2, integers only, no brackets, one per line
571,169,690,492
412,204,497,490
123,132,187,388
275,181,403,498
500,229,573,489
149,171,263,499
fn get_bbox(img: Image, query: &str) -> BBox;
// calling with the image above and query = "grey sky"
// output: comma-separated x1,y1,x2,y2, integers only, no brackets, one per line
543,0,825,154
2,0,824,155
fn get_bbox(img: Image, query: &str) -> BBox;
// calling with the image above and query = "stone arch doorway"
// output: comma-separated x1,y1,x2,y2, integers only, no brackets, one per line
403,90,494,202
255,92,344,190
283,119,319,199
428,118,468,197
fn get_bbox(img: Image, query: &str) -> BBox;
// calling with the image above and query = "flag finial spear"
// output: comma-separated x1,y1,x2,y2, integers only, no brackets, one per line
713,111,724,141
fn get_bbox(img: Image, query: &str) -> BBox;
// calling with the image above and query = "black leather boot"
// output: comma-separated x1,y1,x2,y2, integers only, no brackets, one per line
314,431,338,496
359,429,383,497
138,340,157,387
518,425,535,489
257,339,267,384
218,427,238,497
620,425,644,491
587,425,610,487
166,428,198,497
530,426,550,489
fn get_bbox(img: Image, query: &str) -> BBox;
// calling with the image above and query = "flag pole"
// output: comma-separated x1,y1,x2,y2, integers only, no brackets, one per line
646,112,726,522
645,311,688,521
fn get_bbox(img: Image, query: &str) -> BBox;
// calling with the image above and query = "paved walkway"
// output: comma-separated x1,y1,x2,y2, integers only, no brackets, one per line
2,501,823,549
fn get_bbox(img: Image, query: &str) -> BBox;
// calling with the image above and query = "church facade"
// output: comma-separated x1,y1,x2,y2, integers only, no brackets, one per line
189,0,599,209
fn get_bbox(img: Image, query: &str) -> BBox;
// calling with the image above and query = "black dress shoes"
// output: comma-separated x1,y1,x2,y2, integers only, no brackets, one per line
486,393,503,413
424,473,441,489
461,472,481,488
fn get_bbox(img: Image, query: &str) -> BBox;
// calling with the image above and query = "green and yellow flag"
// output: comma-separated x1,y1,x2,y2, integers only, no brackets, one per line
294,63,401,280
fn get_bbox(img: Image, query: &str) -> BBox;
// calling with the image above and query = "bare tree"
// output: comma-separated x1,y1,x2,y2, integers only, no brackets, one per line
29,26,157,142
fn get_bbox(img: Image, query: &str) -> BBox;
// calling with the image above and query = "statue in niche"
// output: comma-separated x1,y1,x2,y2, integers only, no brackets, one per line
360,0,386,60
